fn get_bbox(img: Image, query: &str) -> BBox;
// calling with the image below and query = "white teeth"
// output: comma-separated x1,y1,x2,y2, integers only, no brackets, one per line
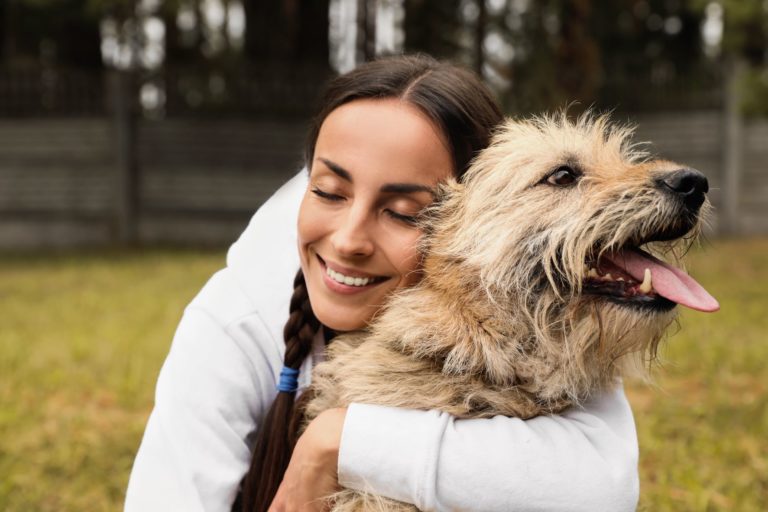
326,266,374,287
639,268,653,293
585,267,628,283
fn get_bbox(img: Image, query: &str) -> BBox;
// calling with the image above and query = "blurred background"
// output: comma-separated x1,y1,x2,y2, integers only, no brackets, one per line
0,1,766,510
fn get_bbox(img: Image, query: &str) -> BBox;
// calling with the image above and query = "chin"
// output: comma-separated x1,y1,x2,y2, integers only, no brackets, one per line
314,307,369,333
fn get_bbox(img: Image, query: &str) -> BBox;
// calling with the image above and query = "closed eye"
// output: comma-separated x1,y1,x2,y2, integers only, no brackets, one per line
386,209,418,225
311,187,344,201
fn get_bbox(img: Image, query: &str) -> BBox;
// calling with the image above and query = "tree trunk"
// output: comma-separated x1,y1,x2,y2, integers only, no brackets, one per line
403,0,462,59
297,0,330,67
474,0,485,77
356,0,376,63
243,0,330,70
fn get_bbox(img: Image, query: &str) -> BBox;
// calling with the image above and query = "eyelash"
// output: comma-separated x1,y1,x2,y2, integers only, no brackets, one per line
311,187,343,201
311,187,418,226
386,210,418,225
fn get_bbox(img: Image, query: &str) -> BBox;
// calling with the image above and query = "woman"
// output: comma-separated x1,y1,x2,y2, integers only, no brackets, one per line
125,55,639,512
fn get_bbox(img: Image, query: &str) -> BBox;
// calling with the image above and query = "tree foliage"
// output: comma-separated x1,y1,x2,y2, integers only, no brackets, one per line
2,0,765,113
692,0,767,63
242,0,330,69
399,0,715,112
403,0,465,60
3,0,102,68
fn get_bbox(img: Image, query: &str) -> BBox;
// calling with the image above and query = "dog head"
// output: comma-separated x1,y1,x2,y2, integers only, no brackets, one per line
423,112,718,397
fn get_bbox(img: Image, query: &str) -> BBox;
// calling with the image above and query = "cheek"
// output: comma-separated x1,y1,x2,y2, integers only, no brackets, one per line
297,195,323,253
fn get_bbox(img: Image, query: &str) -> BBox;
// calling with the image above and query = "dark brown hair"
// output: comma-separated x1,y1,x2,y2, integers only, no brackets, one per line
239,54,503,512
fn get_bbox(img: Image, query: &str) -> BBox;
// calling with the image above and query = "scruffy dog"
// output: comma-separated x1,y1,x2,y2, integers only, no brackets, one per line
303,113,719,511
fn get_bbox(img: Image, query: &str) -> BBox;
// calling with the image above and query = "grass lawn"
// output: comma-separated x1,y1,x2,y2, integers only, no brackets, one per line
1,239,766,511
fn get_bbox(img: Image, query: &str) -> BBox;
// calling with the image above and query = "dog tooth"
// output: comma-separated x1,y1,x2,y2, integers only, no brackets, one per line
587,268,599,278
638,268,653,293
604,273,613,281
617,277,625,282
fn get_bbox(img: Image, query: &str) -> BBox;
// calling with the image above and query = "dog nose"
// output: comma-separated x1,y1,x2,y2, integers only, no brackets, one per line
656,168,709,211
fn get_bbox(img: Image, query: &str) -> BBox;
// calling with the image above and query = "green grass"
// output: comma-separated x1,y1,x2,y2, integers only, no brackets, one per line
1,240,766,511
0,249,226,511
628,238,768,511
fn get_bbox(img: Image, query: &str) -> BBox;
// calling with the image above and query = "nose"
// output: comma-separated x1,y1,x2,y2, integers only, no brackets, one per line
655,168,709,211
330,210,375,257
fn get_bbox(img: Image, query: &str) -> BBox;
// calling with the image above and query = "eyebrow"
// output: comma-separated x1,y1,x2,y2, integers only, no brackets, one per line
380,183,435,195
318,158,352,182
318,157,436,196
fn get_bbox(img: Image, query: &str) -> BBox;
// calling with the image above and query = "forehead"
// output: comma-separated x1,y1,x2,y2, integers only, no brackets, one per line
313,98,454,185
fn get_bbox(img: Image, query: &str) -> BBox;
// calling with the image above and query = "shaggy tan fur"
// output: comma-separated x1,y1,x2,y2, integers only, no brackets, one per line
303,113,709,511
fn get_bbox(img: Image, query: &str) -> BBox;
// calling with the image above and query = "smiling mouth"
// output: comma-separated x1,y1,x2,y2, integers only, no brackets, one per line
317,255,389,288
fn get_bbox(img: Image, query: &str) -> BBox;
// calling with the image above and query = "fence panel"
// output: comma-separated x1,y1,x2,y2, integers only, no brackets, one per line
136,118,306,244
1,110,766,248
631,111,724,231
741,120,768,232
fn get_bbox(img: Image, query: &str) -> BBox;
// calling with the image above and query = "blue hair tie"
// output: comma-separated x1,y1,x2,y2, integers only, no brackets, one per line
277,366,300,393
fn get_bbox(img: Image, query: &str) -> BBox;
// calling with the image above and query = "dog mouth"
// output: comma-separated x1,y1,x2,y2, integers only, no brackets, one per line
583,246,719,313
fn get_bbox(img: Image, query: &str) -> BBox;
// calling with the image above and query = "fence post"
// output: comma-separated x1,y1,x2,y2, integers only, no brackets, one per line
110,70,139,244
721,57,744,234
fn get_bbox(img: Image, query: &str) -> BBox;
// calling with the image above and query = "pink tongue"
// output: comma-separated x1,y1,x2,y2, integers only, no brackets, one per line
605,249,719,312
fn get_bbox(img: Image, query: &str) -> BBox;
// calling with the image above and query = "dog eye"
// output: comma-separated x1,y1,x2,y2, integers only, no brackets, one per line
546,166,580,187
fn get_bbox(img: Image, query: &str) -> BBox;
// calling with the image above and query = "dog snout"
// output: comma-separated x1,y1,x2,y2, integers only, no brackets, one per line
655,168,709,211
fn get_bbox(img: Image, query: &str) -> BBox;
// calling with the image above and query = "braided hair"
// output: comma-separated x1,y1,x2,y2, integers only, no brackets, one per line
240,269,321,511
239,54,503,511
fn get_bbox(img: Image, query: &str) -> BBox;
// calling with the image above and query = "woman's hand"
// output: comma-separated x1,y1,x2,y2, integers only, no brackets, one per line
268,407,347,512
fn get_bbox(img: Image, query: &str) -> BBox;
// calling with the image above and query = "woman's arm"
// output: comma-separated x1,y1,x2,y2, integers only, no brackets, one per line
127,173,306,511
252,172,639,510
335,383,638,511
125,274,286,511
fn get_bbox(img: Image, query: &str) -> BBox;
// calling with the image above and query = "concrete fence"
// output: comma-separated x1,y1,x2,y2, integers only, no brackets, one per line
0,110,765,249
0,117,307,248
631,110,768,235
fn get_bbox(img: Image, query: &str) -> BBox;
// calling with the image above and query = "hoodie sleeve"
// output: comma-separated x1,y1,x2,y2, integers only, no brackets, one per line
124,300,282,512
125,173,306,512
338,383,639,512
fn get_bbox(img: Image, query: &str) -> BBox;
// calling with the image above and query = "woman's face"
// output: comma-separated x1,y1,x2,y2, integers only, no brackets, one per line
298,98,454,331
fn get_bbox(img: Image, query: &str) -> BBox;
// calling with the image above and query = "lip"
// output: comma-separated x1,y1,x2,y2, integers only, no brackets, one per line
316,255,389,295
322,256,383,279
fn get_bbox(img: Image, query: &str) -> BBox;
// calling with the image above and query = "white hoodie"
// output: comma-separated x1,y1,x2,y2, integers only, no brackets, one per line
125,172,640,511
